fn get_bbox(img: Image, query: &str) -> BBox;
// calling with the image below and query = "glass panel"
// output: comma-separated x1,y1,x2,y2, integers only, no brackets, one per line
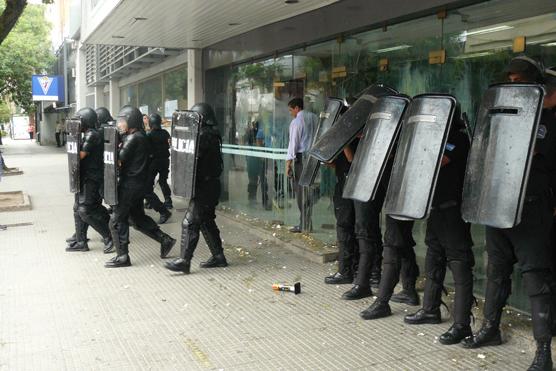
138,76,162,115
163,67,187,119
204,0,556,312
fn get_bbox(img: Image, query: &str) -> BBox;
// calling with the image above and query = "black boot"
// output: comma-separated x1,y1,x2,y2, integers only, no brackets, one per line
104,253,131,268
442,260,474,345
66,233,90,244
325,237,354,284
164,197,173,210
390,289,420,306
439,323,472,345
66,241,89,252
200,254,228,268
404,308,441,324
103,237,114,254
200,222,226,267
528,341,553,371
405,251,445,324
325,272,353,285
158,209,172,224
159,232,177,258
165,258,191,274
66,214,89,252
360,299,392,320
341,285,373,300
462,267,511,349
461,320,502,348
343,240,374,300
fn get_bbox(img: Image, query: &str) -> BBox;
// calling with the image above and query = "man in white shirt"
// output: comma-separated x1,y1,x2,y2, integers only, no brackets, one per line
286,98,313,233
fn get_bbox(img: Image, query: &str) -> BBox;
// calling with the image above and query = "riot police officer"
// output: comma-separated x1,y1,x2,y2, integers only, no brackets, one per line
105,106,176,268
144,113,172,224
400,108,474,345
462,56,554,371
66,107,113,253
165,103,228,274
340,138,385,300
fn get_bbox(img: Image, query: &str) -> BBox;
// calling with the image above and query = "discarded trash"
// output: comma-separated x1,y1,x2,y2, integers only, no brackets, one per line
477,354,486,359
272,282,301,294
417,332,425,336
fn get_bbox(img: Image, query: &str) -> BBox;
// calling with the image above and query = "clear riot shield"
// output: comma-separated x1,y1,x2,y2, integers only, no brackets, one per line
171,110,201,199
308,84,398,163
384,94,456,220
103,124,119,205
299,98,344,187
342,95,410,202
461,83,545,228
66,119,81,193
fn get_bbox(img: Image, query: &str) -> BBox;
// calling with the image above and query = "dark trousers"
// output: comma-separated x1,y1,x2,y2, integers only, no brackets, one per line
180,179,223,260
293,154,312,231
424,206,474,325
55,132,61,147
144,158,171,212
377,217,418,301
484,198,553,342
109,182,161,255
353,184,386,287
333,177,357,277
74,179,109,242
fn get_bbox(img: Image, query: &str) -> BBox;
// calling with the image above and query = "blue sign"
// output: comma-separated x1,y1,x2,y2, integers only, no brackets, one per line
32,75,64,101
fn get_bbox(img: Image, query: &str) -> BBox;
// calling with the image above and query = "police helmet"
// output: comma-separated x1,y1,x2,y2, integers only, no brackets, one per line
505,55,544,83
191,102,217,126
149,113,162,129
75,107,98,130
96,107,113,126
117,105,143,130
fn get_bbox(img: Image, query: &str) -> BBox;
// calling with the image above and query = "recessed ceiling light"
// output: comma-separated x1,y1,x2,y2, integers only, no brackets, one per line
285,0,299,4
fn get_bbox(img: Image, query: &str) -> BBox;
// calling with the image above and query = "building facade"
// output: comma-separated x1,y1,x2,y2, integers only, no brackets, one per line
62,0,556,311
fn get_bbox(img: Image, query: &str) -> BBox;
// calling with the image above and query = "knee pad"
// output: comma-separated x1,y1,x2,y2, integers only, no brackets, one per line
523,270,552,298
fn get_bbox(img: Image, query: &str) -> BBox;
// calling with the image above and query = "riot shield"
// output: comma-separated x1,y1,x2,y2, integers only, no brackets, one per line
461,83,544,228
308,84,398,163
66,119,81,193
103,124,119,205
343,95,410,202
171,110,201,199
299,97,344,187
384,94,456,220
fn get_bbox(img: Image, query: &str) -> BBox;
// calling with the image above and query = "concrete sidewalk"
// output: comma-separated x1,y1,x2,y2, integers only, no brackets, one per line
0,139,540,370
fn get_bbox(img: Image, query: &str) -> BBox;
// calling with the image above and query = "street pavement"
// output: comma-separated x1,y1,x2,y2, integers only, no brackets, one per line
0,139,543,370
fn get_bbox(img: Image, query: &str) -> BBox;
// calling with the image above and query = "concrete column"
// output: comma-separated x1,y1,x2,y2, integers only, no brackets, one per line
187,49,203,107
109,79,120,115
94,85,104,108
75,44,87,109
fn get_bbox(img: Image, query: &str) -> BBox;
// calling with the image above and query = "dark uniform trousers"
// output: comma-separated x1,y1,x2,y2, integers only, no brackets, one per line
352,184,386,287
144,158,171,212
74,178,110,242
293,153,312,231
109,181,162,255
333,177,357,277
424,205,474,325
179,178,224,260
377,216,419,301
484,198,553,342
